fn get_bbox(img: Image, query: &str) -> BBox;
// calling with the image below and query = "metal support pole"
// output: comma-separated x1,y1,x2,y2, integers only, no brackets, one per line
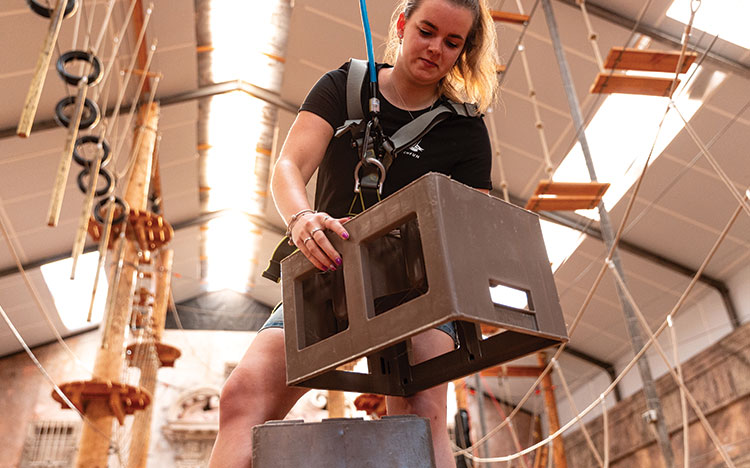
473,374,489,459
539,1,675,467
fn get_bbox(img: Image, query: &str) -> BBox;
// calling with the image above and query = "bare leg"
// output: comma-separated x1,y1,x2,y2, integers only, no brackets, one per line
387,329,456,468
208,328,308,468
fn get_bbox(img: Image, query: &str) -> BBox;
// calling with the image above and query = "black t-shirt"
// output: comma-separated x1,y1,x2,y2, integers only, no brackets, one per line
300,62,492,218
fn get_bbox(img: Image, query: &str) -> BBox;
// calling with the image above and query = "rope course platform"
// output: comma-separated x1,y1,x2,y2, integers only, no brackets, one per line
126,342,182,368
491,10,530,24
525,180,610,212
51,381,151,425
87,208,173,251
603,47,698,73
590,48,698,97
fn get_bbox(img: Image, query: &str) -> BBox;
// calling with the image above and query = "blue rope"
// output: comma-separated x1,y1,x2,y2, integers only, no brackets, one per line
358,0,377,83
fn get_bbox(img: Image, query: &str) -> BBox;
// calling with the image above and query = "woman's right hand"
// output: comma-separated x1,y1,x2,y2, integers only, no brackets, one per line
290,212,350,271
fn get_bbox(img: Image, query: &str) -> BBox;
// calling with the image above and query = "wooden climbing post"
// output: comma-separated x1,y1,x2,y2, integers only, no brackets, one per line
73,102,160,468
128,248,174,468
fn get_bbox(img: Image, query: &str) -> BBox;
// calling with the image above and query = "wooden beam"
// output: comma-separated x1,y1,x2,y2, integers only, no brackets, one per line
538,352,567,468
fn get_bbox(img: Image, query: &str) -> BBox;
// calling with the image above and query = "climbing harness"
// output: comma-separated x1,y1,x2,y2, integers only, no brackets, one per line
263,0,480,282
336,58,480,215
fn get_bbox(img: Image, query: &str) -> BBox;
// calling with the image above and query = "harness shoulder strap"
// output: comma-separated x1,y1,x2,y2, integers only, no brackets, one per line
346,58,368,121
389,100,481,154
338,59,483,157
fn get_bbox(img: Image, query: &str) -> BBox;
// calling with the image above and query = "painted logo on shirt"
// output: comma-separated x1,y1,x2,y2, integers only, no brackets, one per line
403,141,424,159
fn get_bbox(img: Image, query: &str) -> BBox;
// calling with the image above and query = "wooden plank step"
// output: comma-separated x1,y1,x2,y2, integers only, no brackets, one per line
491,10,530,24
590,73,680,97
533,180,609,197
526,195,602,212
525,180,609,212
604,47,697,73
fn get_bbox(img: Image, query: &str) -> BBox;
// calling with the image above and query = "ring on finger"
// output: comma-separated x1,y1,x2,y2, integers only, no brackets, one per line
302,236,313,244
310,227,324,236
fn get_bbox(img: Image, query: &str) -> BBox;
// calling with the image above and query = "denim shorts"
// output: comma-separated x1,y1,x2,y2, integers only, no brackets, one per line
259,303,458,345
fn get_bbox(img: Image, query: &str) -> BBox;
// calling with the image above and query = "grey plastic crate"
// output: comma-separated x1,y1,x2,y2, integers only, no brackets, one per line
282,172,568,395
252,416,435,468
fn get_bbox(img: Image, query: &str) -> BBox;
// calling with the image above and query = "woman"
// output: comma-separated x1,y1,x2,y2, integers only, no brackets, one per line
209,1,498,466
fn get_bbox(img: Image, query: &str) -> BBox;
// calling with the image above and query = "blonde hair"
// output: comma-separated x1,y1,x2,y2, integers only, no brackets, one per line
383,0,499,112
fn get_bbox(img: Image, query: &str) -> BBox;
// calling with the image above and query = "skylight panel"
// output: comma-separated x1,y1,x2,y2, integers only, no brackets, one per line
539,219,586,272
553,63,725,220
202,1,281,293
40,252,108,330
667,0,750,49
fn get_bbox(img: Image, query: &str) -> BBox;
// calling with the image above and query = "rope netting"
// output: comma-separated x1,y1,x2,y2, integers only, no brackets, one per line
452,0,746,465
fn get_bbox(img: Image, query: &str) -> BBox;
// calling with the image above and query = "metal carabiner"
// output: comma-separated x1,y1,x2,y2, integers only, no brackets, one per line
353,157,386,194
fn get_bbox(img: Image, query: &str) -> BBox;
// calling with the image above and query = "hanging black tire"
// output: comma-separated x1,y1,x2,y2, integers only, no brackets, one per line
54,96,100,129
56,50,103,86
94,196,129,225
26,0,78,19
77,166,113,197
73,135,111,168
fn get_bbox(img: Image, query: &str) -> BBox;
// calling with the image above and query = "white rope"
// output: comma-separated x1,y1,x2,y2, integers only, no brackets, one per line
91,0,118,56
669,102,750,218
600,396,609,468
577,0,604,72
103,4,154,144
668,314,690,467
70,0,83,51
606,262,737,467
479,373,531,468
506,0,553,179
0,304,123,461
455,185,745,462
100,229,130,349
485,109,509,202
112,40,159,168
668,0,701,98
91,0,141,102
552,359,604,467
0,203,93,375
115,73,161,186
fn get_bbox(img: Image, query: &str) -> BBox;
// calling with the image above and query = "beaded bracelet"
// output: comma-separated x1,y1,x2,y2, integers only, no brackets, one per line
285,208,316,240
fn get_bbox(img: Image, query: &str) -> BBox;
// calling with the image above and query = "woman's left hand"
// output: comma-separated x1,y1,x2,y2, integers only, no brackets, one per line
291,212,350,271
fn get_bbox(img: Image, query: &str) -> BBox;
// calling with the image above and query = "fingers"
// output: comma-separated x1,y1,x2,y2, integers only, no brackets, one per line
326,215,351,241
291,212,350,271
